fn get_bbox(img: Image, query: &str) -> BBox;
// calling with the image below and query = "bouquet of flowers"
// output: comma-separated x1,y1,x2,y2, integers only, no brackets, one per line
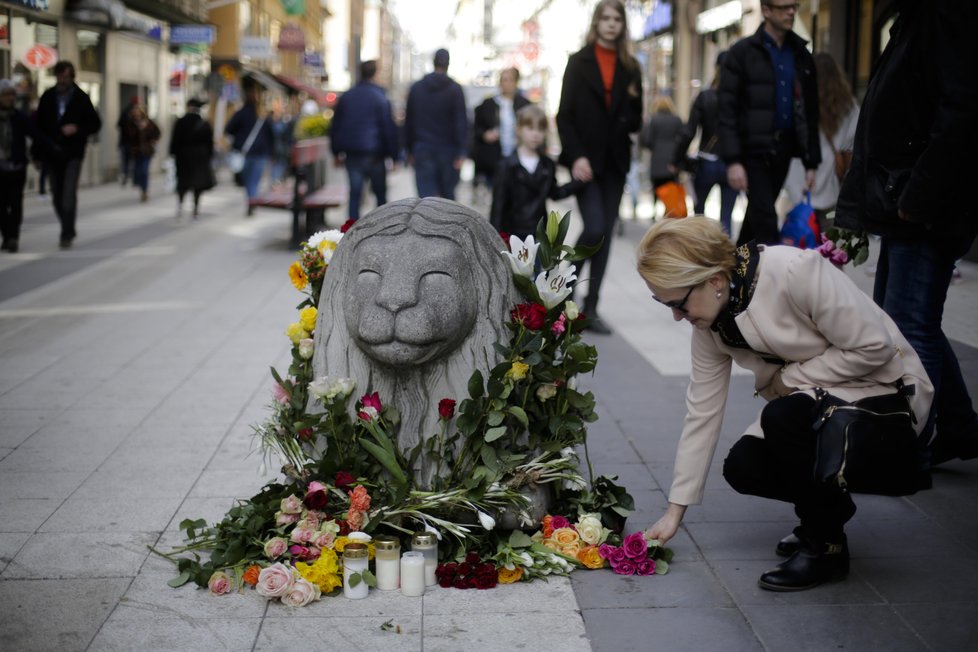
597,532,673,576
817,226,870,267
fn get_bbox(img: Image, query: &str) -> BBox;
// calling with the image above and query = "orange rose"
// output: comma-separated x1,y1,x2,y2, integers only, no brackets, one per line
577,546,605,569
558,542,582,558
497,566,524,584
541,515,554,539
552,527,580,545
542,538,560,552
242,564,262,587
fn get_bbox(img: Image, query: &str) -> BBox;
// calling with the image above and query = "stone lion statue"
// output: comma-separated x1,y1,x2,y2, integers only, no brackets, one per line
313,197,518,487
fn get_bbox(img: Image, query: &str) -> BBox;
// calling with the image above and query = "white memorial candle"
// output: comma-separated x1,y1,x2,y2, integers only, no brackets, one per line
374,536,401,591
400,551,426,597
343,543,369,600
411,532,438,587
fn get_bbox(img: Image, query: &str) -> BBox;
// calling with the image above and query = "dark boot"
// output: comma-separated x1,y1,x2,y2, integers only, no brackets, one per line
775,525,805,557
759,536,849,592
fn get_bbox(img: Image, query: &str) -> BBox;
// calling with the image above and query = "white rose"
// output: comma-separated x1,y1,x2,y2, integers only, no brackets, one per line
333,377,356,398
576,515,607,546
298,338,315,360
308,377,331,401
282,577,321,607
256,562,295,599
564,300,580,321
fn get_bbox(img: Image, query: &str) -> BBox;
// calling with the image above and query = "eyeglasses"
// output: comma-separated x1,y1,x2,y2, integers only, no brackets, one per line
653,284,698,314
765,2,799,11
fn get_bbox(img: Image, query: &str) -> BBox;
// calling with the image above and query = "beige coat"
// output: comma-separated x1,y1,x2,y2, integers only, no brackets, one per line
668,246,934,507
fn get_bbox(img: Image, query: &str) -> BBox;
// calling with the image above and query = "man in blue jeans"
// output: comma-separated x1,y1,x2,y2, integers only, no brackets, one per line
404,49,467,200
836,0,978,469
330,60,399,220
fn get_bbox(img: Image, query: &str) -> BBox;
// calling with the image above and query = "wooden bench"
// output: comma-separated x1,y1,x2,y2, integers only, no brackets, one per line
248,137,347,246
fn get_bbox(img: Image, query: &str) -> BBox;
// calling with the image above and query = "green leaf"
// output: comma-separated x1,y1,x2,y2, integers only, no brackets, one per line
360,439,409,487
468,370,485,398
362,569,377,587
348,572,362,588
484,426,507,443
506,406,529,427
487,411,505,427
654,559,669,575
508,530,534,548
167,571,191,588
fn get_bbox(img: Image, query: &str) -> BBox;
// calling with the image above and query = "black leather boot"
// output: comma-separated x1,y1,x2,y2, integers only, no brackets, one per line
775,526,804,557
758,536,849,592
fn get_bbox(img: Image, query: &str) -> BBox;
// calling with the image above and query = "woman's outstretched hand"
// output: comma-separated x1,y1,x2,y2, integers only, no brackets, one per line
645,503,687,546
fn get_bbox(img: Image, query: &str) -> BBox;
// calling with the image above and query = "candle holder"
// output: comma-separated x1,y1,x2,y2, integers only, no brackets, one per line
343,542,370,599
411,532,438,586
400,551,425,597
373,536,401,591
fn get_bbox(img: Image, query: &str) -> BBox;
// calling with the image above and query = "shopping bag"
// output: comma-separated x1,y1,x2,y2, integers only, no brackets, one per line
655,181,688,218
227,150,246,173
780,192,820,249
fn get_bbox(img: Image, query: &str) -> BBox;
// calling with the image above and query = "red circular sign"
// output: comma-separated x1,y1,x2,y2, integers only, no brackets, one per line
22,44,58,71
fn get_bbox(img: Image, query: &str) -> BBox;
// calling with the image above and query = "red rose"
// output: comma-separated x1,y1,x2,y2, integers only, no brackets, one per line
499,230,511,245
453,576,469,590
438,398,456,420
464,552,481,565
297,427,314,441
475,574,496,589
340,218,356,233
337,520,351,536
457,562,472,577
439,576,455,588
303,480,329,510
511,303,547,331
334,471,355,491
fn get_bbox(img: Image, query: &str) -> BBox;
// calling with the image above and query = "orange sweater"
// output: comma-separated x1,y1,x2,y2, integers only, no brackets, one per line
595,43,617,108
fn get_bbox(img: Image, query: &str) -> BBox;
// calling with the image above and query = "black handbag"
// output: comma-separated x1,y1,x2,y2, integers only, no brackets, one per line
811,382,920,496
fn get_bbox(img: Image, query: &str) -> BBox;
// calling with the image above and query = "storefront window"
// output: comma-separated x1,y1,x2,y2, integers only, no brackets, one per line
0,12,10,78
77,29,102,73
9,17,58,110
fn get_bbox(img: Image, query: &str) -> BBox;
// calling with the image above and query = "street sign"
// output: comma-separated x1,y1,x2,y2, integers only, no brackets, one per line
21,44,58,71
240,36,274,60
171,25,215,45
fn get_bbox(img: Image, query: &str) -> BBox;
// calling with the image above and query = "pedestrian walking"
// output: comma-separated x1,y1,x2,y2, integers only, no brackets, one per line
835,0,978,467
0,79,41,253
330,60,400,221
783,52,859,232
268,104,293,186
404,48,468,200
225,80,274,216
717,1,819,245
169,98,215,219
117,96,138,186
639,216,933,592
471,67,530,191
674,51,738,234
556,0,643,335
490,104,581,240
124,103,160,203
31,60,102,249
640,96,683,216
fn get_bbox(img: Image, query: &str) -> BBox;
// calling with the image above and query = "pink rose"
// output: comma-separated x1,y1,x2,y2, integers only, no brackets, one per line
256,562,295,598
280,494,303,515
275,511,300,527
551,313,567,336
304,545,322,562
207,571,232,595
304,481,329,510
636,559,657,576
613,559,637,576
290,527,316,544
598,544,626,564
282,577,321,607
550,515,571,530
313,531,336,549
263,537,288,560
622,532,648,560
272,382,290,405
289,544,311,560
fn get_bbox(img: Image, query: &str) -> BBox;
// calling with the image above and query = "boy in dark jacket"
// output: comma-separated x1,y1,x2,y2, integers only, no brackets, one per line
490,105,580,239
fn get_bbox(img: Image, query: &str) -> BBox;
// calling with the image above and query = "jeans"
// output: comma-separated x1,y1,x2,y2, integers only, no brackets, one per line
874,237,978,451
693,158,738,235
344,153,388,220
49,157,83,240
738,139,793,246
574,172,626,313
132,156,151,193
413,143,459,200
724,394,856,542
241,155,267,200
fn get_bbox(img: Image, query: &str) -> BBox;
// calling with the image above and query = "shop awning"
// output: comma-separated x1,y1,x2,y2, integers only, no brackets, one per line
242,69,288,94
273,74,331,107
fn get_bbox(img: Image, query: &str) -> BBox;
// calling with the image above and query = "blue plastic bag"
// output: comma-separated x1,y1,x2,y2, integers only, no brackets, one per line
780,192,820,249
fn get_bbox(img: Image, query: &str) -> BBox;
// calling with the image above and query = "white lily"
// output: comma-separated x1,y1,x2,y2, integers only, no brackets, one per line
476,509,496,531
501,234,540,279
534,260,577,309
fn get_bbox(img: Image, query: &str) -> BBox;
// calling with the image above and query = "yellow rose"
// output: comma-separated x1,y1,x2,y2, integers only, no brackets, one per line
552,527,580,545
505,360,530,381
558,542,582,558
286,322,310,344
289,261,308,291
542,538,559,552
333,536,349,553
497,566,524,584
577,545,605,569
299,306,318,333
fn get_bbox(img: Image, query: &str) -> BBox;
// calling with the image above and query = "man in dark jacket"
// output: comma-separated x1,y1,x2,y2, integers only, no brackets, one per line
404,48,468,200
835,0,978,467
330,60,399,220
471,67,530,189
32,60,102,248
717,2,819,245
1,79,42,253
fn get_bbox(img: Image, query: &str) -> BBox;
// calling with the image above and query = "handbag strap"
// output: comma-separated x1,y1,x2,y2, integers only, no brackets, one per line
241,117,265,156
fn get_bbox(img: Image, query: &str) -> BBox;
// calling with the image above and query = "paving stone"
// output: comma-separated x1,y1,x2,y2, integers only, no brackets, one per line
0,533,30,573
0,471,89,501
91,605,262,652
855,554,978,603
256,614,421,651
422,576,579,615
423,611,589,652
572,560,733,610
3,531,157,580
581,606,762,652
0,498,67,534
893,602,978,652
39,495,183,533
710,559,885,606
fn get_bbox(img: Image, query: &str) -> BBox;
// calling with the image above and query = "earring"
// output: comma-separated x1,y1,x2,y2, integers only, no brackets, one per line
716,289,722,300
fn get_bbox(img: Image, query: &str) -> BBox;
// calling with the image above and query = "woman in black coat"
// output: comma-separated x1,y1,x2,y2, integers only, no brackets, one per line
556,0,642,334
169,98,215,218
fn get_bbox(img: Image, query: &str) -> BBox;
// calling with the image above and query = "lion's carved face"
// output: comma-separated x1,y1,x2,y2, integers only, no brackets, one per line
343,231,477,367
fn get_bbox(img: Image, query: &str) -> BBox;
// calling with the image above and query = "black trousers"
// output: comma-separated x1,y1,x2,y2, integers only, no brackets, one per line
723,394,856,542
737,138,795,246
49,157,83,240
574,171,625,313
0,167,27,244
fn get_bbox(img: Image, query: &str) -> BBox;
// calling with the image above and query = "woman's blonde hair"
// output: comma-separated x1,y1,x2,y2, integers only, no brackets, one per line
652,96,676,114
636,216,736,289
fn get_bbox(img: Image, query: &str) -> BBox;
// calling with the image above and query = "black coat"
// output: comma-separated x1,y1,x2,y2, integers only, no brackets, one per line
32,83,101,163
835,0,978,253
169,112,215,194
674,87,721,166
717,26,820,169
556,44,643,178
490,153,582,236
470,93,530,176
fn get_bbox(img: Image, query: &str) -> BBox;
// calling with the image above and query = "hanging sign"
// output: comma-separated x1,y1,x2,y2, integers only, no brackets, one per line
277,23,305,52
171,25,216,45
22,44,58,70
